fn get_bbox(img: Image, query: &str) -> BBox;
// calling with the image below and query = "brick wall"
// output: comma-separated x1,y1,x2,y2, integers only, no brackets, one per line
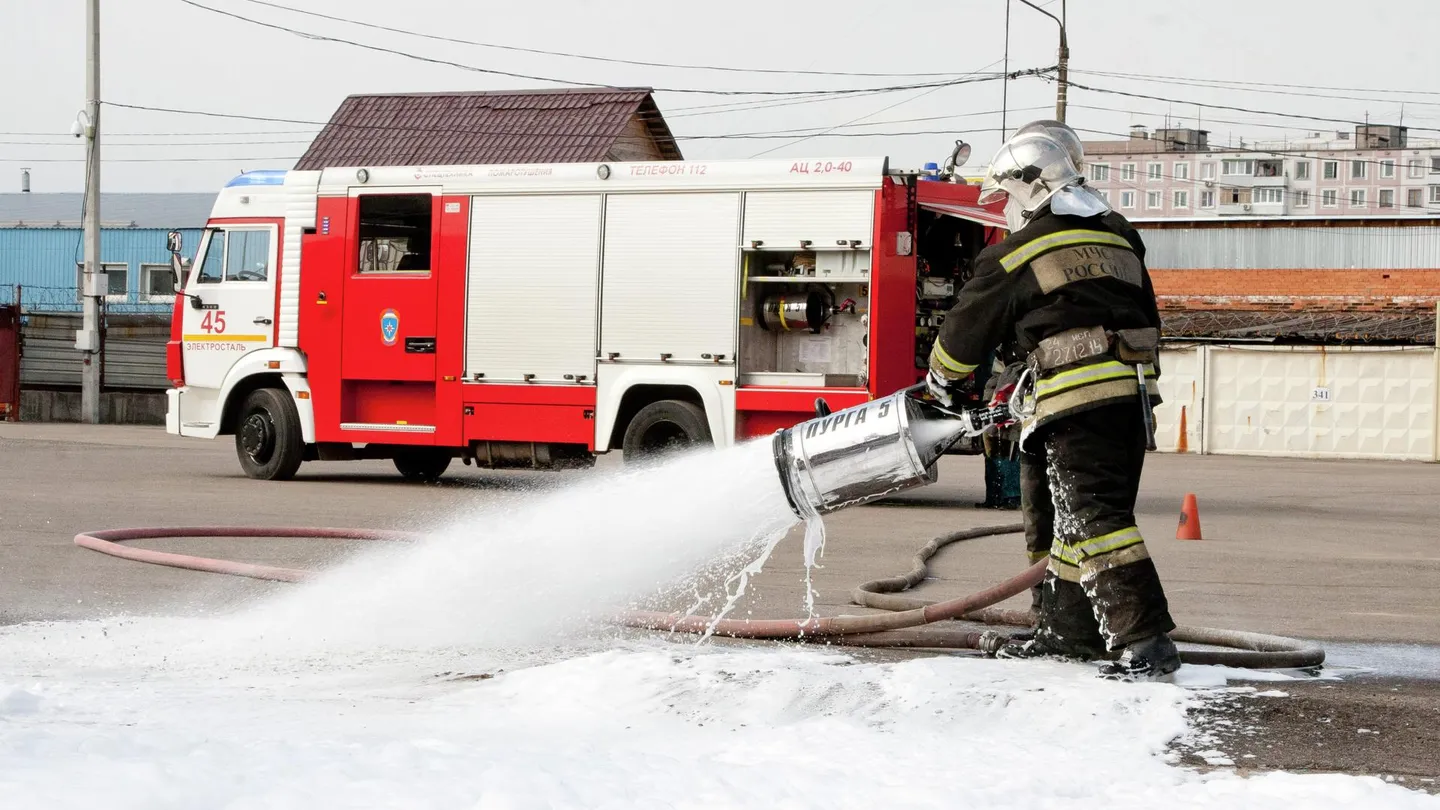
1150,268,1440,311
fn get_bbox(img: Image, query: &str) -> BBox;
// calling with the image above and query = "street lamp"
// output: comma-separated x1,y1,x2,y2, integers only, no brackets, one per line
1016,0,1068,123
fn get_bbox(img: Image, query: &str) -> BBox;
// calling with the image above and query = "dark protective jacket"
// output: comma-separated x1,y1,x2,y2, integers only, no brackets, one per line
931,204,1161,445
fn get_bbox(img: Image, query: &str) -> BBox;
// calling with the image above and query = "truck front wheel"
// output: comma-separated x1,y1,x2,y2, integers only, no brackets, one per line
622,400,711,463
234,387,305,481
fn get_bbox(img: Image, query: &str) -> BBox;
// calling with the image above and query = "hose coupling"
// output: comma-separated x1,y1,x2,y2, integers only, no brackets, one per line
976,630,1011,657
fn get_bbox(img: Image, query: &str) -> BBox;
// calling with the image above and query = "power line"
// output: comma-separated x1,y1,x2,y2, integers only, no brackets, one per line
1073,69,1440,112
97,100,1039,143
4,104,1060,143
0,156,303,163
747,57,1007,158
0,129,320,138
1071,69,1440,101
176,0,1017,97
1066,79,1440,135
0,126,1025,166
233,0,970,79
0,139,316,147
1068,104,1354,137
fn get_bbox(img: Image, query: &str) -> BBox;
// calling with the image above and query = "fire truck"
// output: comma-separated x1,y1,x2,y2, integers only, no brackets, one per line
164,154,1006,480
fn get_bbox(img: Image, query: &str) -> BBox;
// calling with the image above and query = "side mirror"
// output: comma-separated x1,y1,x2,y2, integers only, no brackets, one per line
166,230,183,253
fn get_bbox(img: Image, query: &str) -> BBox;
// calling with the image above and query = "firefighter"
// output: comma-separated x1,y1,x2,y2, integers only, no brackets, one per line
925,123,1180,681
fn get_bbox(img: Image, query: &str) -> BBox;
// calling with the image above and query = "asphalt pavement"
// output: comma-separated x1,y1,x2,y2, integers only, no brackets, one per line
2,422,1438,646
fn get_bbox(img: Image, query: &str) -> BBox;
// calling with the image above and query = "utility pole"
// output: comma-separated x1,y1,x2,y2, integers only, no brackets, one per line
1001,0,1011,139
1057,0,1068,122
78,0,102,423
1017,0,1068,123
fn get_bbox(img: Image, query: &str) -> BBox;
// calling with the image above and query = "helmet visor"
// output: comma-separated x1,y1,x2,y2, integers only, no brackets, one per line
976,176,1007,204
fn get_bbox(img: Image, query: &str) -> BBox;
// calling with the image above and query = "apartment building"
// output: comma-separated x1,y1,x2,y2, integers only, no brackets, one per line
1079,124,1440,219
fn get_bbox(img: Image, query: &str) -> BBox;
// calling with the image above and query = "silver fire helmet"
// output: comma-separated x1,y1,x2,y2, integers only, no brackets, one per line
1013,118,1085,171
978,128,1110,231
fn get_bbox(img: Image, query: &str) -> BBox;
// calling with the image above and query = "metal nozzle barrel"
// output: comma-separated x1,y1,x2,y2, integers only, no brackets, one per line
771,386,968,519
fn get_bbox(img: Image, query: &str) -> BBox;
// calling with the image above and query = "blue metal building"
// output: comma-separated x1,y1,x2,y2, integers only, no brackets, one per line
0,192,215,313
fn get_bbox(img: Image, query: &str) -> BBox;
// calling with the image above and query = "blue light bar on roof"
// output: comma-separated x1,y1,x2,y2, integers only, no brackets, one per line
224,170,288,187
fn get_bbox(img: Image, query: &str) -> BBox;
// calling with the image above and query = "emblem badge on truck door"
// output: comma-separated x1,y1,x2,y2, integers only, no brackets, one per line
380,309,400,346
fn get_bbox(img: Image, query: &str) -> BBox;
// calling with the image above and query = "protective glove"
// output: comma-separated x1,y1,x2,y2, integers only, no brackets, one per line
925,367,959,408
926,344,973,409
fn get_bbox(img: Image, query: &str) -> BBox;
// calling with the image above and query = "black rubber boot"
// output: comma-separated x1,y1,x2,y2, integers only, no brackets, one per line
1097,634,1181,682
977,629,1103,662
977,571,1108,661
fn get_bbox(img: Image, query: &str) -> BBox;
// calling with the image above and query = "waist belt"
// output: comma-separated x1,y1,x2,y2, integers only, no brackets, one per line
1029,325,1161,372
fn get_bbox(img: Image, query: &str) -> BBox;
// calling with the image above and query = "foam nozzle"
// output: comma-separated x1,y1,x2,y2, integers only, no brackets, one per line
772,387,968,518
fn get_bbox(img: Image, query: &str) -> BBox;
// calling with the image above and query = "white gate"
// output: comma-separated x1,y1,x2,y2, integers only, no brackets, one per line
1152,344,1439,461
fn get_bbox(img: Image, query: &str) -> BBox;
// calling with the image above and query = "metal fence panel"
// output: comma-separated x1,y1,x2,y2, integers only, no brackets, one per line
18,319,80,387
1153,346,1203,453
104,335,167,389
19,314,169,390
1139,225,1440,270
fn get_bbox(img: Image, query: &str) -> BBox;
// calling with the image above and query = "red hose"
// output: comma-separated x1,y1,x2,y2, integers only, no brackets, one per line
622,561,1044,638
73,525,1038,641
73,526,414,583
71,526,1325,667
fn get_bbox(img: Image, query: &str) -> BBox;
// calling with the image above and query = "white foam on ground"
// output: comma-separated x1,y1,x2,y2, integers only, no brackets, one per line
2,439,1433,807
0,625,1432,809
1172,664,1325,687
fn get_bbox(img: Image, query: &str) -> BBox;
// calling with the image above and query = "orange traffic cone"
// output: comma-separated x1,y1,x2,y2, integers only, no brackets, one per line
1176,493,1202,540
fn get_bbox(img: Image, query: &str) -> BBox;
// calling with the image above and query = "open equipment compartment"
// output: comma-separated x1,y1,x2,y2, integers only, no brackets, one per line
736,188,874,389
912,202,994,371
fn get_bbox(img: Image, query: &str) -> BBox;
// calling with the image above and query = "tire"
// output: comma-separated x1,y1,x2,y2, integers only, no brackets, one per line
621,399,712,463
393,448,452,482
234,387,305,481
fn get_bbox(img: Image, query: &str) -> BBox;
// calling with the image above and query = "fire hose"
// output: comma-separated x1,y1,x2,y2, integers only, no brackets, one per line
73,523,1325,670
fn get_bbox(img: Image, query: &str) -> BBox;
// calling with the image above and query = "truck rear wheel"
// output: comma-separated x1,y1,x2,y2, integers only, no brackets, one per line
622,400,711,463
394,448,452,482
235,387,304,481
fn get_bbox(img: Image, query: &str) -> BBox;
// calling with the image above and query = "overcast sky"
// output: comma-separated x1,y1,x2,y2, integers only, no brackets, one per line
2,0,1435,194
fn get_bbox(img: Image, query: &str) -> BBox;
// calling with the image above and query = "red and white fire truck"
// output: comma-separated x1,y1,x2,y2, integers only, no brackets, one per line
164,155,1005,480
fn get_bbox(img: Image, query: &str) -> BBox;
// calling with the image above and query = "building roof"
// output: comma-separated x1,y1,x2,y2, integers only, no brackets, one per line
294,88,682,170
1162,309,1437,345
0,193,215,229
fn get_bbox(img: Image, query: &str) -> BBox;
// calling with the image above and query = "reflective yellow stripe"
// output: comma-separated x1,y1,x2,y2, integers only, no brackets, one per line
1049,540,1082,567
1079,543,1152,582
1048,556,1082,582
933,343,978,375
1027,377,1156,430
1074,526,1145,560
1000,229,1133,272
1027,549,1050,565
1036,360,1155,399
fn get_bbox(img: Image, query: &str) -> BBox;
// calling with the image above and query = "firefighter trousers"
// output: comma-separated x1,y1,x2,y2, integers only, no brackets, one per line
1019,402,1176,652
